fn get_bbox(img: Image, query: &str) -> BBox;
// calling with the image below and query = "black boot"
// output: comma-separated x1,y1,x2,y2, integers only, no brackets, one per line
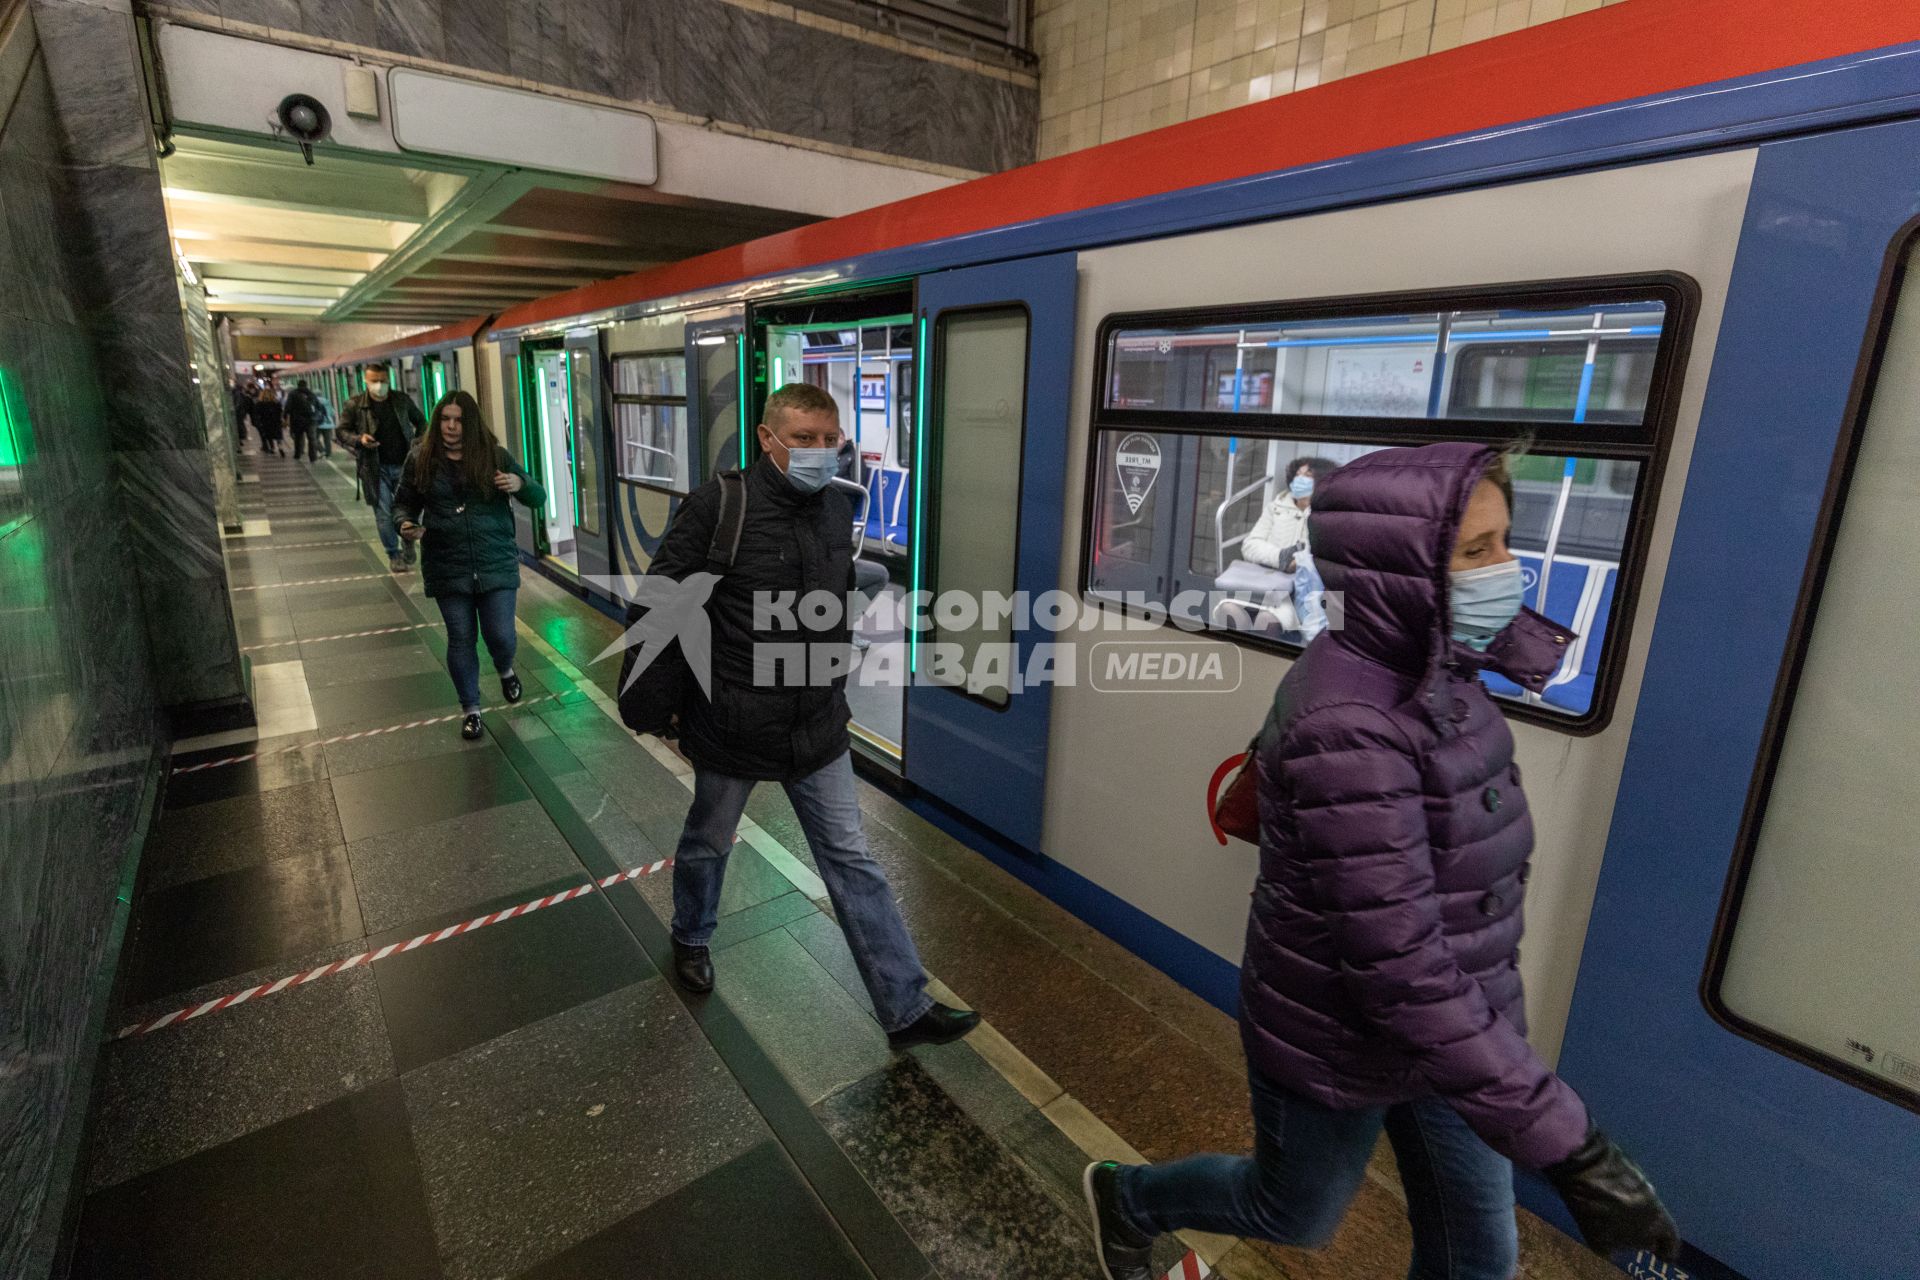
1082,1162,1155,1280
460,713,483,741
886,1002,980,1050
672,939,713,993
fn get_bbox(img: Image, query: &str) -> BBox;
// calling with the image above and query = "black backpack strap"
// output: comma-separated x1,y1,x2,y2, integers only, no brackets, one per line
705,470,748,573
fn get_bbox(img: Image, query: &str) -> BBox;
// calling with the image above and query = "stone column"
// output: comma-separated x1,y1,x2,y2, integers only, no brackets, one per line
29,0,250,725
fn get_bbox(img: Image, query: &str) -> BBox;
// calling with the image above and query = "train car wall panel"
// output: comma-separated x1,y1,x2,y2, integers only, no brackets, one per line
1043,149,1758,1068
1557,121,1920,1280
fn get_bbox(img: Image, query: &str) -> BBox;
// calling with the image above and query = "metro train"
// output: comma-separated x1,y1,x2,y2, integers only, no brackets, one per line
292,5,1920,1275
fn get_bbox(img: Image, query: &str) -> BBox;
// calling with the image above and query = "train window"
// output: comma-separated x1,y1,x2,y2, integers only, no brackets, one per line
693,333,741,483
612,352,690,492
1105,299,1666,428
1710,240,1920,1107
1085,279,1694,729
928,307,1027,708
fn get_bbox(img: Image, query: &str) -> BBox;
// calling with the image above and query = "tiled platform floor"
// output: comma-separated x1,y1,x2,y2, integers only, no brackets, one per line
72,447,1620,1280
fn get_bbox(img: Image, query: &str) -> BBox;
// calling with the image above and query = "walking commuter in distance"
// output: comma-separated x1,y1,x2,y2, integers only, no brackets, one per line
249,384,284,457
1085,442,1679,1279
643,382,980,1051
392,391,544,741
286,378,326,463
342,365,427,574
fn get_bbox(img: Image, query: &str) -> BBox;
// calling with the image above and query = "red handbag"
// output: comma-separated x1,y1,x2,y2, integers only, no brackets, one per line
1207,743,1263,846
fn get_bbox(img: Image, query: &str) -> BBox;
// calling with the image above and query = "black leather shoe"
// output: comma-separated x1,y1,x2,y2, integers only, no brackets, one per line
1083,1162,1155,1280
501,673,523,704
886,1002,980,1050
672,940,713,993
460,713,483,741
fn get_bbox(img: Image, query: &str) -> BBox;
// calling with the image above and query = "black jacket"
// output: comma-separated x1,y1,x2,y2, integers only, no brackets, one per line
287,387,325,427
342,391,424,505
649,456,857,781
392,448,544,598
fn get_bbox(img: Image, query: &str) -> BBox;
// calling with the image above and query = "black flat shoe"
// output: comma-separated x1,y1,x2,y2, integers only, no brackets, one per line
501,673,523,704
672,940,713,993
460,713,483,740
886,1002,980,1050
1083,1162,1155,1280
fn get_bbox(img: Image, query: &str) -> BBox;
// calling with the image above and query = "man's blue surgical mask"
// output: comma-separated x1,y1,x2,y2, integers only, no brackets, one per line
1449,560,1524,651
1289,474,1314,501
769,434,836,494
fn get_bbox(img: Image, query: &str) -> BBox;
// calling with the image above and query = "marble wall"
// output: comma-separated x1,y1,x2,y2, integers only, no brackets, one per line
31,0,248,715
165,0,1039,173
0,5,165,1274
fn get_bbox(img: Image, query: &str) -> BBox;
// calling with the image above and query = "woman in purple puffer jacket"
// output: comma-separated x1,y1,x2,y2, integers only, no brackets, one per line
1084,443,1679,1280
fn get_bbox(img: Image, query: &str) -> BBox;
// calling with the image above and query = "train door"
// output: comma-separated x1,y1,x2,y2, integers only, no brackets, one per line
564,329,614,593
758,294,915,761
517,342,578,571
421,353,448,407
904,253,1077,851
1556,128,1920,1279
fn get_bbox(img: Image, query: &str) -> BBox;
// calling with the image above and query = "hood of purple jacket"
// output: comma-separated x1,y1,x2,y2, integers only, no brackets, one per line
1309,440,1574,698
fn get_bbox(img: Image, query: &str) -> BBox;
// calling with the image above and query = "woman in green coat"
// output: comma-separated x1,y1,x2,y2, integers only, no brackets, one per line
394,390,546,739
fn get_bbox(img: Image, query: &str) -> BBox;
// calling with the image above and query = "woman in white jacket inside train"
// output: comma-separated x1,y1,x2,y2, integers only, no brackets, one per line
1241,456,1336,641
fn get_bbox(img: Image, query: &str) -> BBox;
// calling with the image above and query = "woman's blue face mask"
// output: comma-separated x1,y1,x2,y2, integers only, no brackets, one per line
1450,560,1524,650
1289,474,1314,501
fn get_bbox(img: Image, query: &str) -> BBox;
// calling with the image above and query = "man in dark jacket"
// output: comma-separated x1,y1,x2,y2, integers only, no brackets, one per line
645,383,978,1051
340,366,425,573
286,379,325,463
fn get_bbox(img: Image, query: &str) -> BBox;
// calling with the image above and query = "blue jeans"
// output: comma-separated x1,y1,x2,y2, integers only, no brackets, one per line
435,588,518,713
671,753,933,1033
374,461,405,556
1116,1071,1517,1280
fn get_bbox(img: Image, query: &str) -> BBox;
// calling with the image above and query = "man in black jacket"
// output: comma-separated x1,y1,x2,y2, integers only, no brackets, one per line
647,383,978,1050
286,379,326,463
341,366,425,573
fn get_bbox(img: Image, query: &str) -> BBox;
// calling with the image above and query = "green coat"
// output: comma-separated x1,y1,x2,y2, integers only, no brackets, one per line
392,446,545,597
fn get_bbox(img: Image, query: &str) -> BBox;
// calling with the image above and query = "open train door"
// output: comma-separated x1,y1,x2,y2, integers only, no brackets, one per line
903,253,1077,852
564,328,616,595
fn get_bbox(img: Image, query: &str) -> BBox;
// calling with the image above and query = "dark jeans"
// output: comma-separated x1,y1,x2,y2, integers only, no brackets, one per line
373,461,406,557
434,587,518,712
671,754,933,1033
1115,1071,1518,1280
290,423,313,460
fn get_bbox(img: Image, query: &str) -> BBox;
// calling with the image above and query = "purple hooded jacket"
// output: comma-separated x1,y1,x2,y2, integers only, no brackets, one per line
1240,441,1590,1170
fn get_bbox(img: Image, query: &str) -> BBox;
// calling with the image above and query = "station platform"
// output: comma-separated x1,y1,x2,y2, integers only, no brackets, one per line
68,449,1617,1280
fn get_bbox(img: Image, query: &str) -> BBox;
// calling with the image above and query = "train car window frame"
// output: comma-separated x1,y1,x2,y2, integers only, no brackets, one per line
1702,222,1920,1116
1078,273,1699,736
611,349,691,495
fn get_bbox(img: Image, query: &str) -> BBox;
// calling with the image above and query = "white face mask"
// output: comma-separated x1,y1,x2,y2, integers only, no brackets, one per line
367,381,389,401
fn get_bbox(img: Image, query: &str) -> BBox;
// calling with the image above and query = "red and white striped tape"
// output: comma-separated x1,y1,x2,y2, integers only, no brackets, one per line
232,572,389,592
169,692,565,774
1162,1252,1210,1280
113,859,676,1040
240,622,441,652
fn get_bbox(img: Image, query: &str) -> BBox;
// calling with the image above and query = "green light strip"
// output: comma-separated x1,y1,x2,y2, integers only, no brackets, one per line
910,314,928,677
563,351,581,525
0,368,27,467
736,332,749,471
